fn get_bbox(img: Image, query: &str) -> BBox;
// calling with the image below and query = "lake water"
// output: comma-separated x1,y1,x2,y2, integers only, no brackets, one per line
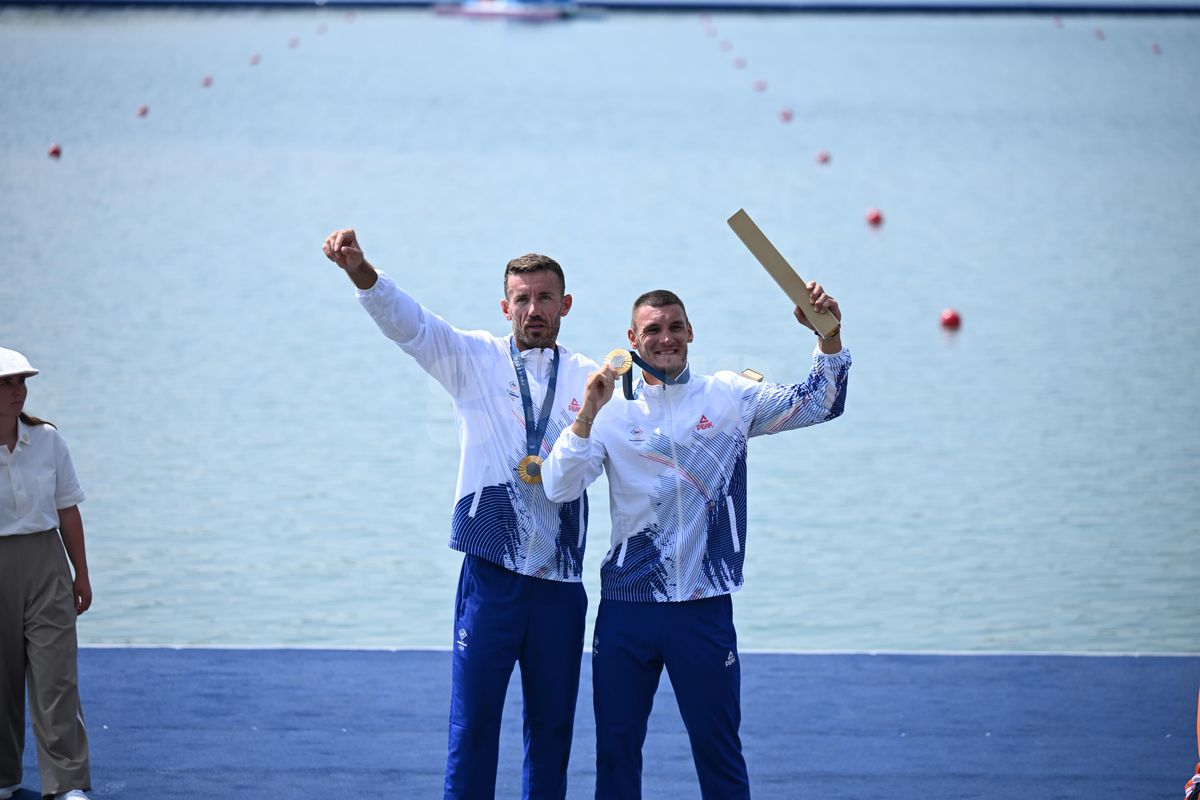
1,7,1197,652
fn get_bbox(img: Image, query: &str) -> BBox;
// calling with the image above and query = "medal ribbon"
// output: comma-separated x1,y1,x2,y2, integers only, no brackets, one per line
622,350,684,400
509,337,561,458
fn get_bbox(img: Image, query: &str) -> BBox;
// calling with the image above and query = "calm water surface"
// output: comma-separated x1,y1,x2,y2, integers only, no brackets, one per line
1,7,1197,651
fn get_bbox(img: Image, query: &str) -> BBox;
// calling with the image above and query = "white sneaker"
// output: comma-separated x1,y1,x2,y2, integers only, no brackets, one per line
0,784,19,800
54,791,91,800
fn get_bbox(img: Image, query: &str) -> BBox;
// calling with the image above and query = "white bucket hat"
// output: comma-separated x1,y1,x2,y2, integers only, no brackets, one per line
0,347,39,380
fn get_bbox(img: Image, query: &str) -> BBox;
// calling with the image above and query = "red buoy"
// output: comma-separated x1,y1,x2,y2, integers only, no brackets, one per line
1053,15,1062,27
288,36,300,48
719,40,732,52
249,53,262,66
815,149,830,164
865,208,884,226
734,57,747,70
1152,42,1162,54
779,108,793,123
137,104,149,117
1094,28,1105,40
201,75,213,88
753,79,767,92
47,143,62,159
940,308,962,330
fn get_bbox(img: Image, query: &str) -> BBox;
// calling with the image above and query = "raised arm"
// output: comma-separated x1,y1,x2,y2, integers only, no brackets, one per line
323,228,498,397
324,226,428,346
542,366,617,502
746,282,850,437
570,365,617,439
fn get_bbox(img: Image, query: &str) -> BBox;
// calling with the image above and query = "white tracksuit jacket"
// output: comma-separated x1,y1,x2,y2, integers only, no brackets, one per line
542,347,851,601
358,272,598,581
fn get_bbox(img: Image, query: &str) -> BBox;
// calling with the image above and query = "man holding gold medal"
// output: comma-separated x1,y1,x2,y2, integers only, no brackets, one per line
542,283,850,799
322,229,598,799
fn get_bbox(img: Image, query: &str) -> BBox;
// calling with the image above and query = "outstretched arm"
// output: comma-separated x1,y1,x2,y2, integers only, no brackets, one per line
746,283,850,437
322,228,499,398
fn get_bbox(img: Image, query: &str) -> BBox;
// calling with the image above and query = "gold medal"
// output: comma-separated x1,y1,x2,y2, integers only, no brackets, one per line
517,454,544,485
604,348,633,376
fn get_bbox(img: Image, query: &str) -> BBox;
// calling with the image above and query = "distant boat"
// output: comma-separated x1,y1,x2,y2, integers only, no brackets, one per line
434,0,578,19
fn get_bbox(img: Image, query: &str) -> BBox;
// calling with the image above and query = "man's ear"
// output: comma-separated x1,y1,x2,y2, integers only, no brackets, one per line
500,298,512,320
627,326,637,348
560,294,573,317
687,322,694,343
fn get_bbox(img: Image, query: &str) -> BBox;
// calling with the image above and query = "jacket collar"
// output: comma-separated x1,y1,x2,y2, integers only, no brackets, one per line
16,417,32,446
633,362,692,399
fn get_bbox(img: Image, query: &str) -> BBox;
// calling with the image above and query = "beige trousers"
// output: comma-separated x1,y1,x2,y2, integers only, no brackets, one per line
0,529,91,795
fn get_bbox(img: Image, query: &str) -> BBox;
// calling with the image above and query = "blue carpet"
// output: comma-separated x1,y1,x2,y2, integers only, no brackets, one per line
15,648,1199,798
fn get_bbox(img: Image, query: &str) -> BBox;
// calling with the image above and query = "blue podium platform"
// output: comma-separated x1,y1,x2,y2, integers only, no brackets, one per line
15,647,1200,798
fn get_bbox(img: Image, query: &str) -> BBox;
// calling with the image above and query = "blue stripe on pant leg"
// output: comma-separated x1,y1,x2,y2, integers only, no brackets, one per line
446,556,525,800
592,599,665,800
518,578,587,800
662,595,749,800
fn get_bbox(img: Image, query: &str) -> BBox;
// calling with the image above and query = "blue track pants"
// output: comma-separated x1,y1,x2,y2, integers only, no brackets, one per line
592,595,750,800
445,554,587,800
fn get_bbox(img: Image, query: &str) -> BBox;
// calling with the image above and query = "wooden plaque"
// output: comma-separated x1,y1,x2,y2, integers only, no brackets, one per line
727,208,841,338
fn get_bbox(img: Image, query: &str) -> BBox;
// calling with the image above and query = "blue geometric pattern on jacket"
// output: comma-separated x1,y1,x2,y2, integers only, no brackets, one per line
452,483,587,580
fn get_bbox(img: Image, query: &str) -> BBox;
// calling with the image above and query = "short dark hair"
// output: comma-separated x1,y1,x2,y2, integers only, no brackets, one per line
631,289,688,330
504,253,565,296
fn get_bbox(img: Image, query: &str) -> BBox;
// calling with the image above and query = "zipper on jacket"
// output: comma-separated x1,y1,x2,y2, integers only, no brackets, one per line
665,384,684,602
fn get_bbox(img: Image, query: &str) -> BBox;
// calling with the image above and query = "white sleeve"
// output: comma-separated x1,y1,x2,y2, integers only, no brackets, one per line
745,347,851,437
542,426,607,503
357,271,498,399
52,430,86,509
356,271,424,344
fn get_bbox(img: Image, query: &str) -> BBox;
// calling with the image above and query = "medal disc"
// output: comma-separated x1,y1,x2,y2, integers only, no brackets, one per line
604,348,633,376
517,454,544,485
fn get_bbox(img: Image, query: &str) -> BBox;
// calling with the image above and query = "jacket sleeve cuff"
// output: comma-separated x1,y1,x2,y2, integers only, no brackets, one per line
813,343,851,364
557,427,595,458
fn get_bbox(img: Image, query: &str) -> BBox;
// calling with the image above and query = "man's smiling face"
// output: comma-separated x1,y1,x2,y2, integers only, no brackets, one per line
628,303,693,380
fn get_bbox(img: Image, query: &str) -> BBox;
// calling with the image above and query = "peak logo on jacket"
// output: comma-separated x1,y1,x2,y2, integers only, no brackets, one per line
696,415,713,431
568,398,580,412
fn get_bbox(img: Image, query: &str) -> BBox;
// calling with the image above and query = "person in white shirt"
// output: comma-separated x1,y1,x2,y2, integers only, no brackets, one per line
0,348,93,800
322,229,598,800
542,286,850,799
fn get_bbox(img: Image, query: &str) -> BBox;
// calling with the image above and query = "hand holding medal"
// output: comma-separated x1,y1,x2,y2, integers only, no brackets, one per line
569,362,621,440
600,348,687,400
